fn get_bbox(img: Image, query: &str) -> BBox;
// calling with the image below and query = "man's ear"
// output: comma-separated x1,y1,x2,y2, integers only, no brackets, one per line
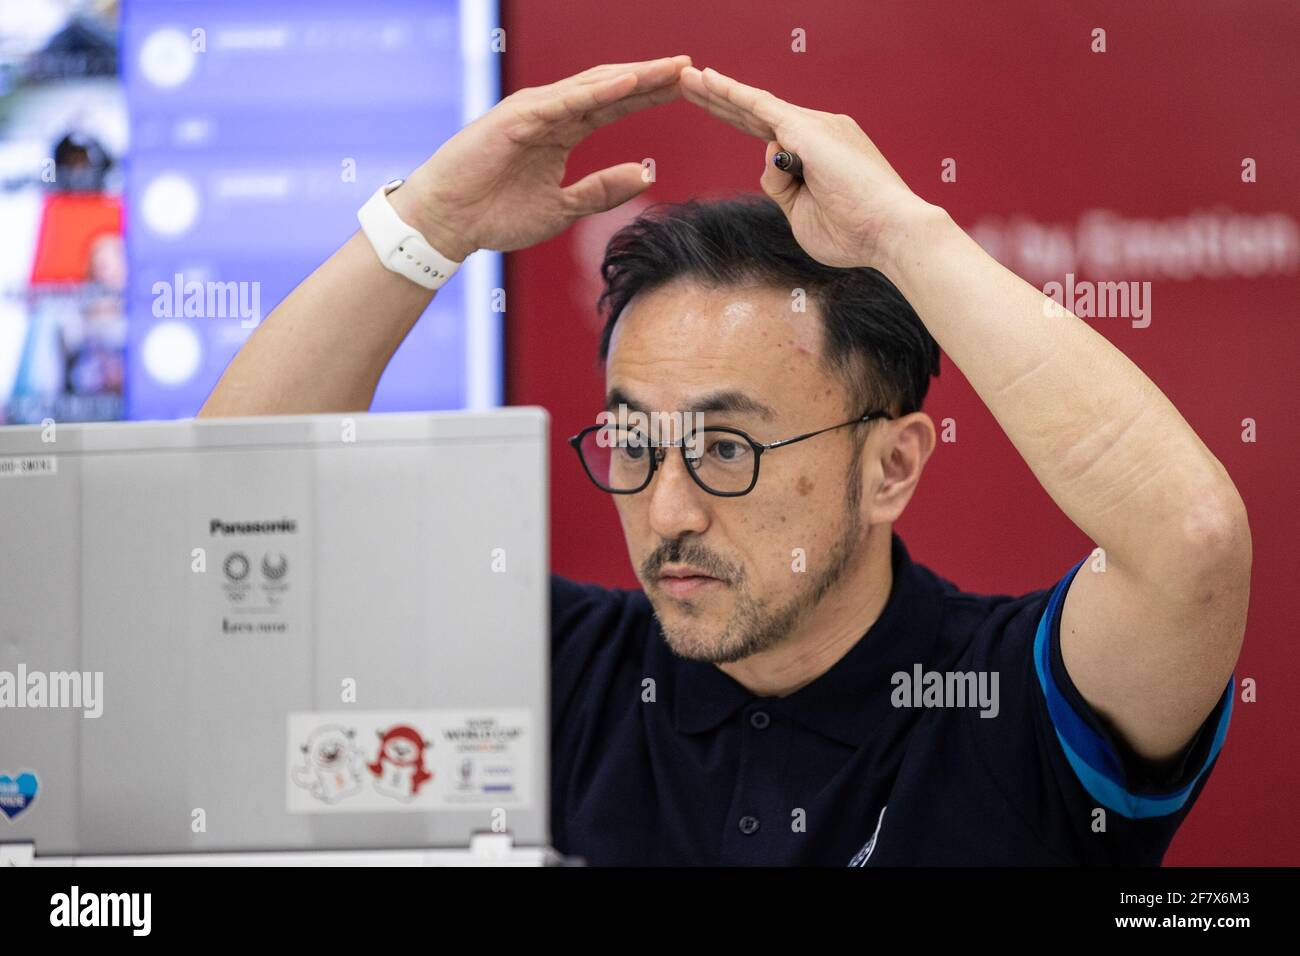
863,412,936,525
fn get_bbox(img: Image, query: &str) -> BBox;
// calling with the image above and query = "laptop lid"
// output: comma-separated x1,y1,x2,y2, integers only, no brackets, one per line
0,408,549,856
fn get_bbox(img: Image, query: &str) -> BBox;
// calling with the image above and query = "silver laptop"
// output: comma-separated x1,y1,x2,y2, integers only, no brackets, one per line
0,408,550,863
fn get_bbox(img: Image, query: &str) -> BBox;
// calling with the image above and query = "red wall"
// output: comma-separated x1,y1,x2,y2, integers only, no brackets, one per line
502,0,1300,865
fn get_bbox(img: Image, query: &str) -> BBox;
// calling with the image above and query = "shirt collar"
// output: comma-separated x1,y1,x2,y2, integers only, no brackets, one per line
666,532,946,746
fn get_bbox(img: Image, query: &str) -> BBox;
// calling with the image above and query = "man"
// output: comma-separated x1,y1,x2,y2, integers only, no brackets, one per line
200,56,1250,865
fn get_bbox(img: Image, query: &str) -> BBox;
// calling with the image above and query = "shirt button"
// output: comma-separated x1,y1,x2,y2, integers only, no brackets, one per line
738,815,761,835
749,711,770,730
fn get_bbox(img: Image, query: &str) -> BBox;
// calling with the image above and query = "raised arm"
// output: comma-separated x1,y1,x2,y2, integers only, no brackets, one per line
681,65,1250,764
198,56,692,418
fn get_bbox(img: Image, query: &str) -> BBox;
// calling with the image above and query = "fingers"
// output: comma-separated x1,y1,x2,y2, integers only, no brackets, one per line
562,162,650,218
527,72,640,126
760,140,800,212
681,65,811,148
678,66,774,140
698,66,795,129
573,55,691,89
584,80,682,130
514,56,690,139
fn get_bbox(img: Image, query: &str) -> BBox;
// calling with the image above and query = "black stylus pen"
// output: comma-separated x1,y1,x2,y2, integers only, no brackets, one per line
773,149,804,179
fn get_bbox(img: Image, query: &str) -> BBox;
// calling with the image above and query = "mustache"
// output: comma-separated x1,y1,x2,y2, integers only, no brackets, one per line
642,541,738,583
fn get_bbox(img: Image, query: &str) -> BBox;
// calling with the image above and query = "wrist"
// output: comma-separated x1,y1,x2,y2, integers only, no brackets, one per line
878,200,956,281
386,174,477,264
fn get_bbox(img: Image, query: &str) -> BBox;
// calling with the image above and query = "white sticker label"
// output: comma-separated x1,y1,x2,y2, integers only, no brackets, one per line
287,709,531,813
0,456,57,478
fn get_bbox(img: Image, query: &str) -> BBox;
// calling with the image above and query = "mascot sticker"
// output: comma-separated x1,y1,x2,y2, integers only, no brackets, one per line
286,709,530,813
291,725,364,804
369,724,433,801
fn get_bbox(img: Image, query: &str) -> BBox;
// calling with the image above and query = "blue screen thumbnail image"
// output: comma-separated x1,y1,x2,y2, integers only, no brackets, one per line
121,0,501,420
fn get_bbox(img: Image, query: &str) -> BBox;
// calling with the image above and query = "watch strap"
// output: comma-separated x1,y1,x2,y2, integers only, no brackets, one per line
357,179,461,290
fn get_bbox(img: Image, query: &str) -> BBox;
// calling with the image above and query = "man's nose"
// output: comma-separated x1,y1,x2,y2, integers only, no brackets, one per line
647,446,710,539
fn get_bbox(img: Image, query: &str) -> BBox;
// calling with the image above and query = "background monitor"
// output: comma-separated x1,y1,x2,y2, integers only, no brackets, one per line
0,0,502,425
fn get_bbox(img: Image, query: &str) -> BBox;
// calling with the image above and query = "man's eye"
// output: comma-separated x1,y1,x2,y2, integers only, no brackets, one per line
614,433,649,459
708,438,750,462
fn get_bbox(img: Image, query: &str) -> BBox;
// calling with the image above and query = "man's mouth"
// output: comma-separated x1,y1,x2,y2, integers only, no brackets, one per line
658,565,728,598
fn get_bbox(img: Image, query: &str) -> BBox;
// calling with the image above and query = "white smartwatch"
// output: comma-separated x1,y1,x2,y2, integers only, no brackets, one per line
357,179,462,290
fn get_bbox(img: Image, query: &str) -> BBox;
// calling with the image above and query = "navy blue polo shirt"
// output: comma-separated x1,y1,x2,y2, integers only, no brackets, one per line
549,532,1232,865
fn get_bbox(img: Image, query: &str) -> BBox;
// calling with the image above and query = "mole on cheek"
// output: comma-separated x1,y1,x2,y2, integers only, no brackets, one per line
796,474,814,497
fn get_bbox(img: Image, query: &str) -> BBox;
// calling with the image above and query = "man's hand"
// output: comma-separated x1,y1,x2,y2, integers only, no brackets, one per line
201,56,691,419
392,56,692,263
679,65,944,272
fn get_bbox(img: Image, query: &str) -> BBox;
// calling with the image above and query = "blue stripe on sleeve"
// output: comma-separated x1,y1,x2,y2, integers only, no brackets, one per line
1032,558,1233,820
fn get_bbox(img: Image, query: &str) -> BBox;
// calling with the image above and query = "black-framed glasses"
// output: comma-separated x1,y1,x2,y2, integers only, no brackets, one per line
568,409,893,498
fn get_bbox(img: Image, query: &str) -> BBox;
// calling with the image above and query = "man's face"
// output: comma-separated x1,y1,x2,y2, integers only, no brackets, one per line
603,279,872,664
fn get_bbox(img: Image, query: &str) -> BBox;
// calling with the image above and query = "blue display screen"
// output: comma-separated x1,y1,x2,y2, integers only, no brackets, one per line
120,0,501,419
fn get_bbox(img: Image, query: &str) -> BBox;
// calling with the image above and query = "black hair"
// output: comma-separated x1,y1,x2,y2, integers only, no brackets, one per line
596,195,940,418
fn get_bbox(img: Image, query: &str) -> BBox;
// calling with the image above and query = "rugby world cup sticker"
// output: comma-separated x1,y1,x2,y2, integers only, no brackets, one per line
287,709,531,813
